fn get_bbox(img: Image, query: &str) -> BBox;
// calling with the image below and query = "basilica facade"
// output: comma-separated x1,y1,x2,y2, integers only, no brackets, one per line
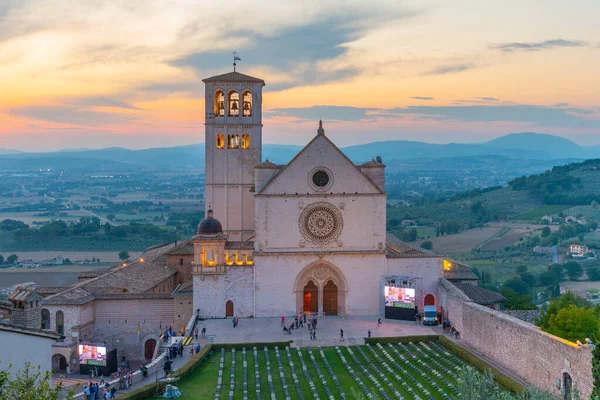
192,70,446,318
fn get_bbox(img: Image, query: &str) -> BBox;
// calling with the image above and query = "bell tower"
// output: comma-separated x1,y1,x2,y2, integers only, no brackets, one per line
202,70,265,242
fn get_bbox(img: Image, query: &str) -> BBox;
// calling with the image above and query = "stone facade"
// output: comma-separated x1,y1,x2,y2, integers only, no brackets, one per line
174,293,193,329
440,279,593,397
193,266,254,318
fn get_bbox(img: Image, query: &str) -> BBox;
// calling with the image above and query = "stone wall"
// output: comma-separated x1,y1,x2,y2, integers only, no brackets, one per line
439,279,593,397
174,293,193,330
500,309,541,325
386,257,443,312
93,298,174,361
167,254,194,282
11,306,41,329
193,266,254,318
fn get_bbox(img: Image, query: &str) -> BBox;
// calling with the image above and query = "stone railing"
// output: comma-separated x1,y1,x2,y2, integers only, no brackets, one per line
192,264,227,275
64,350,166,399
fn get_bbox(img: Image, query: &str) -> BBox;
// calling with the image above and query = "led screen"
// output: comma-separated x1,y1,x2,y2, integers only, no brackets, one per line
79,345,107,366
384,286,416,309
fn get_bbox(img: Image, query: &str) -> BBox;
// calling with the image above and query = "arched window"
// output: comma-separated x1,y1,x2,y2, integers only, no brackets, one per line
214,90,225,116
242,91,252,117
228,91,239,116
56,310,64,335
241,134,250,150
41,309,50,330
216,134,225,149
203,248,215,265
227,134,239,149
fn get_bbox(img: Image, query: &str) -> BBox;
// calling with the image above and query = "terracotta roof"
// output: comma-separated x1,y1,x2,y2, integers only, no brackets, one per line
360,159,386,168
36,286,72,296
255,160,279,169
453,283,506,305
167,242,194,255
443,260,479,281
385,233,438,258
202,71,265,84
9,286,44,303
0,322,62,340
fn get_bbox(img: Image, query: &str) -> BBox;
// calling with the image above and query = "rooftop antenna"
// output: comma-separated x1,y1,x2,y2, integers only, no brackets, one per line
233,51,241,72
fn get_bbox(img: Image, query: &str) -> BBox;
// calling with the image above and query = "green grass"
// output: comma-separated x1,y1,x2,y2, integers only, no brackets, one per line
177,342,512,399
510,205,571,221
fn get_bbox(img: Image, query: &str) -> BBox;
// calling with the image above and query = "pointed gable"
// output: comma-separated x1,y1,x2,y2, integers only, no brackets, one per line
258,125,384,196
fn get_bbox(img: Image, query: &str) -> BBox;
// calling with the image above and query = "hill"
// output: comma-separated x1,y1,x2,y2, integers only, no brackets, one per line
390,158,600,225
483,132,589,158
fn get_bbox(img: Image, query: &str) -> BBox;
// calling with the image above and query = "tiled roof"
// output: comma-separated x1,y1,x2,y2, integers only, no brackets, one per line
255,160,279,169
453,283,506,305
36,286,72,296
0,322,62,340
166,241,194,255
385,233,438,258
444,261,479,281
43,255,177,305
172,281,193,295
9,286,43,303
202,71,265,84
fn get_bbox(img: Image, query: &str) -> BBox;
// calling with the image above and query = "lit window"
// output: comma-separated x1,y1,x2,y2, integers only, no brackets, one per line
216,134,225,149
228,134,239,149
228,91,239,116
203,248,216,265
214,90,225,116
241,134,250,150
242,91,252,117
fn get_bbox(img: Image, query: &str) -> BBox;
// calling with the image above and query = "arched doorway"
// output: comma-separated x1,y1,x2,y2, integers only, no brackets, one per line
424,294,435,306
303,281,318,313
41,309,50,329
52,354,67,372
323,280,338,315
225,300,234,317
144,339,157,361
563,372,572,400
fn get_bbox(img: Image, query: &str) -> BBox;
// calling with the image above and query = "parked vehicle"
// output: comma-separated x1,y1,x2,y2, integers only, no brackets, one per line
423,305,439,325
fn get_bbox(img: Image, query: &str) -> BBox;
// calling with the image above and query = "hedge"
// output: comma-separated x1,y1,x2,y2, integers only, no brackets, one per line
211,341,293,351
364,335,440,345
438,336,524,393
118,344,212,400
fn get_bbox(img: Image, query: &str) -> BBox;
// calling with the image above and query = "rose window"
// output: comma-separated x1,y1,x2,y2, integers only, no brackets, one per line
299,202,343,245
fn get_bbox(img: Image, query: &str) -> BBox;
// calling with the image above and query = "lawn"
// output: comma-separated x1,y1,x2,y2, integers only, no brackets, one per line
178,342,478,399
510,205,571,221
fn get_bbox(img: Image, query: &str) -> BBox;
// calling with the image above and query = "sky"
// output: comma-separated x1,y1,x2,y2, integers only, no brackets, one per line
0,0,599,151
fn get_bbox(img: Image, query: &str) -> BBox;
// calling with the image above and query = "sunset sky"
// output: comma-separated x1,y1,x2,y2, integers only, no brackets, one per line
1,0,599,151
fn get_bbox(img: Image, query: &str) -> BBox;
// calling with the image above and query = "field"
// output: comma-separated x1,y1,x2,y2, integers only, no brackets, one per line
510,205,571,221
585,231,600,245
427,227,501,254
480,229,531,251
179,342,475,400
0,210,90,225
0,251,142,262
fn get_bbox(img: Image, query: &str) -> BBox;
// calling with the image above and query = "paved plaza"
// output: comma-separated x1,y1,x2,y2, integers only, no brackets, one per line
191,315,438,348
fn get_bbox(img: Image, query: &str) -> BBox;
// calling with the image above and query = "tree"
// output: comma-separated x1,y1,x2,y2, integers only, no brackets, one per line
107,214,116,221
500,288,537,310
503,277,529,295
538,291,592,330
0,361,75,399
118,251,129,261
546,304,599,343
592,200,599,209
565,261,583,280
549,263,564,280
541,226,551,237
588,266,600,281
420,241,433,250
0,255,3,264
6,254,18,264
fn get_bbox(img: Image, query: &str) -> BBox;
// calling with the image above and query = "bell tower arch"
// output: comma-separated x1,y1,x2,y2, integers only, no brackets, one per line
202,70,265,241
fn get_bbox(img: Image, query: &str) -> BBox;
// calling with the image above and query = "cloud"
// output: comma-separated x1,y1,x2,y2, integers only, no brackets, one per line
73,97,141,110
409,96,435,101
554,103,570,107
9,105,137,125
424,63,475,75
268,105,377,122
475,97,499,101
267,104,600,129
490,39,587,52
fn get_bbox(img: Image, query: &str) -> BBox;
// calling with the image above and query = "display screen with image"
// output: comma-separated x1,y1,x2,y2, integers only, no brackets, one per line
79,345,107,366
384,286,416,309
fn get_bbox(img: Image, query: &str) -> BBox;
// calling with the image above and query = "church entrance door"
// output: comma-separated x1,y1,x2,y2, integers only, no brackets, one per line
303,281,318,313
323,280,338,315
226,300,234,317
144,339,156,361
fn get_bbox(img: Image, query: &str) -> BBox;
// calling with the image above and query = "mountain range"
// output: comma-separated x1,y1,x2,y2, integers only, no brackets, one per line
0,132,598,169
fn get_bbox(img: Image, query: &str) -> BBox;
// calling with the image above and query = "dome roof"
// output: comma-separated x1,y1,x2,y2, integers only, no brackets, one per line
197,209,223,235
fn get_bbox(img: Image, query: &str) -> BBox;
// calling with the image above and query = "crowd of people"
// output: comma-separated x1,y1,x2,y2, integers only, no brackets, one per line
83,381,117,400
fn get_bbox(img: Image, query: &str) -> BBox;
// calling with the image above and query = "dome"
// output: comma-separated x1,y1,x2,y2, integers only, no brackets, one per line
197,209,223,235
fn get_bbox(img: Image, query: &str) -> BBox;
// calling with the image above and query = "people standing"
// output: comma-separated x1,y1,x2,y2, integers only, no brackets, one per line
194,327,199,340
202,326,206,338
281,315,285,327
236,316,239,328
232,316,236,328
377,317,382,327
340,329,344,342
368,330,371,338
